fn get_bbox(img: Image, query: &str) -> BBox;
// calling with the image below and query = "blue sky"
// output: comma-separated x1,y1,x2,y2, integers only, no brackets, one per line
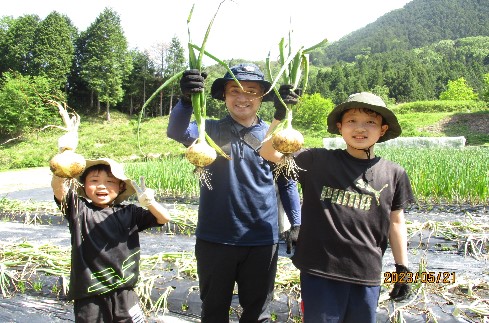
1,0,412,63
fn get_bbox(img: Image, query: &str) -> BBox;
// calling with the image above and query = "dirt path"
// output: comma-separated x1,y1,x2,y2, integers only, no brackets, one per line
0,167,52,194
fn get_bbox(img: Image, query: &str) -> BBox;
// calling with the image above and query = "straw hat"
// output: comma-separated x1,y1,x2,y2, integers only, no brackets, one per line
76,158,135,205
327,92,401,142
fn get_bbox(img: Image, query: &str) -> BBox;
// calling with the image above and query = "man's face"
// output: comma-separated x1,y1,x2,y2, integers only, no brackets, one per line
224,81,264,125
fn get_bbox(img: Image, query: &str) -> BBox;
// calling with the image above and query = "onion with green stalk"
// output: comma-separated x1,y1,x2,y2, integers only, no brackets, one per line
137,2,240,189
265,32,327,180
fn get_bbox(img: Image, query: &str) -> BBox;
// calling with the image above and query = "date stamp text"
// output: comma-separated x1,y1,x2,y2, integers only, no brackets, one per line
384,271,456,284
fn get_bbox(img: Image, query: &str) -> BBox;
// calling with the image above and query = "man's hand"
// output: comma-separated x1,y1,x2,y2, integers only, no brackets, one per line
131,176,156,208
389,264,411,301
286,225,300,254
273,84,301,121
180,69,207,104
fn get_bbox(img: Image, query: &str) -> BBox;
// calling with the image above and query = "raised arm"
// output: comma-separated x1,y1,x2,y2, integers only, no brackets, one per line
260,118,284,163
167,70,205,146
131,177,171,224
51,175,69,202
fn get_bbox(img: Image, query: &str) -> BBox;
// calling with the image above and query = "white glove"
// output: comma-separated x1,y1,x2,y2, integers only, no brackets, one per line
58,131,78,152
131,176,156,208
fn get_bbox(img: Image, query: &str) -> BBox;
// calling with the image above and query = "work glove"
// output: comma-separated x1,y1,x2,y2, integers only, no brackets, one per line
57,131,78,152
273,85,302,121
131,176,156,208
286,225,300,254
389,264,411,301
180,69,207,104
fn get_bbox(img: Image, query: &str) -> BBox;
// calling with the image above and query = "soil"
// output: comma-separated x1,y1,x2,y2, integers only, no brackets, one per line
0,168,488,323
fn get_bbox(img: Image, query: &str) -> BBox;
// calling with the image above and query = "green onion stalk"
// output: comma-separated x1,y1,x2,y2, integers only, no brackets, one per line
265,30,327,180
138,2,240,190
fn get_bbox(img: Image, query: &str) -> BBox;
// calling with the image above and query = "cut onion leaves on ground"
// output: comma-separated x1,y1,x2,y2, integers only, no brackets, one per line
265,31,327,180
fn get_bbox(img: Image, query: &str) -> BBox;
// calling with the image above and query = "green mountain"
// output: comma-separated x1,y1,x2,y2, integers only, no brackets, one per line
311,0,489,65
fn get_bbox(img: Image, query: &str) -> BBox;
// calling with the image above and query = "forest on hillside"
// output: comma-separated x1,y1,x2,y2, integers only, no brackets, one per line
0,0,488,140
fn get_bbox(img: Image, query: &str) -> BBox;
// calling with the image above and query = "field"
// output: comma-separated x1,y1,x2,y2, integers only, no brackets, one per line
0,109,488,322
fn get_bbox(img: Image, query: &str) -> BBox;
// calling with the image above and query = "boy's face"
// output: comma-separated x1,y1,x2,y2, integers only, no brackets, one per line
224,81,264,124
336,108,388,158
84,169,124,208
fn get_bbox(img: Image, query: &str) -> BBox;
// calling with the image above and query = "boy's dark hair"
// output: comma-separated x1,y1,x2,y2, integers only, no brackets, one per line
79,164,113,184
338,107,387,126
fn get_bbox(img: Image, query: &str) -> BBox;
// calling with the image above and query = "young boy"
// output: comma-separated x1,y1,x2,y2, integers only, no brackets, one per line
51,158,171,323
261,91,415,322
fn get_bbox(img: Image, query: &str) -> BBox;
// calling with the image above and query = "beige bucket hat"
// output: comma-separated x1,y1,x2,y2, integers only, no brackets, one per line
76,158,136,204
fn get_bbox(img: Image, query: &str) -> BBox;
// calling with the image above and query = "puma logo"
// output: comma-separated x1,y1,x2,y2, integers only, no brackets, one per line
355,179,388,206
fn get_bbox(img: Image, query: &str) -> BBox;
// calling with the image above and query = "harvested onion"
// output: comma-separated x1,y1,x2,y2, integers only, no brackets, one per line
185,141,217,167
272,127,304,154
46,101,85,179
50,150,86,178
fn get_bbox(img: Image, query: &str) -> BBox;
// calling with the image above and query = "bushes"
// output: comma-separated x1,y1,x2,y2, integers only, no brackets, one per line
0,72,65,138
294,93,334,131
394,100,487,114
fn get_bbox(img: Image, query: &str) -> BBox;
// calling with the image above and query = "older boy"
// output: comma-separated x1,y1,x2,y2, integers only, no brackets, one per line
261,91,414,322
51,158,171,322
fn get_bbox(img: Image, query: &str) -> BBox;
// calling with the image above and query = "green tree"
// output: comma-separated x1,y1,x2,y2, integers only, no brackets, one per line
481,73,489,102
30,11,76,89
439,77,478,100
79,8,133,121
293,93,335,132
0,15,39,75
164,36,186,115
0,72,64,138
123,49,156,115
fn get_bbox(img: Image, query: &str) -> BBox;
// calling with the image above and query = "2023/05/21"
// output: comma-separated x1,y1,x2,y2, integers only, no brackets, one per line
384,271,456,284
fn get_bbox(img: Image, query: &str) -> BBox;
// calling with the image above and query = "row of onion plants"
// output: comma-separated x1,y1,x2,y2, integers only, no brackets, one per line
125,147,489,205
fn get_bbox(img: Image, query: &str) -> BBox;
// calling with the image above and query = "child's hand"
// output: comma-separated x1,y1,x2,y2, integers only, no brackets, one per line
131,176,156,208
389,264,411,301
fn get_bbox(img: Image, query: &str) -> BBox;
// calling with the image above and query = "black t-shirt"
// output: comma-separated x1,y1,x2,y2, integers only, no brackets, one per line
292,149,414,285
56,191,163,300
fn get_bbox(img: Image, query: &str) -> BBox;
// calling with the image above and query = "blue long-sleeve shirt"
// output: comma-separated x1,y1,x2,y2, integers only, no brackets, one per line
167,100,300,245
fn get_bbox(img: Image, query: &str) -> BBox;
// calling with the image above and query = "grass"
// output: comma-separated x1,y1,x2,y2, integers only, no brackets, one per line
2,109,488,170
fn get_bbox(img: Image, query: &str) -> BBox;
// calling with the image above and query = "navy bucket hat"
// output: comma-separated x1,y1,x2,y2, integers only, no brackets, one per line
211,63,274,102
327,92,402,142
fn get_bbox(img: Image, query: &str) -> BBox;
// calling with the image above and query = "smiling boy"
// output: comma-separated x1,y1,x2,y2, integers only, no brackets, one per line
261,91,415,322
51,158,170,322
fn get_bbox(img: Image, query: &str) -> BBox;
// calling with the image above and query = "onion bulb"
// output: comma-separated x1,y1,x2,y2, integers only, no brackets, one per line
272,127,304,154
185,140,217,189
271,127,304,182
49,150,86,178
185,141,217,167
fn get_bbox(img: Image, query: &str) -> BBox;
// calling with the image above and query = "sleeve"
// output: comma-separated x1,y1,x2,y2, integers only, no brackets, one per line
276,175,301,226
54,189,80,229
391,169,415,211
130,204,165,232
166,99,199,147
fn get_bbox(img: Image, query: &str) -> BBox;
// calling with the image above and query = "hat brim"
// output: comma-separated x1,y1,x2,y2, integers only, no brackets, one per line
211,78,274,102
327,101,402,142
76,158,136,204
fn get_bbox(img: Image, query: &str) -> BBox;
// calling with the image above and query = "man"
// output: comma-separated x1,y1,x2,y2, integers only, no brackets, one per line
167,63,301,322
